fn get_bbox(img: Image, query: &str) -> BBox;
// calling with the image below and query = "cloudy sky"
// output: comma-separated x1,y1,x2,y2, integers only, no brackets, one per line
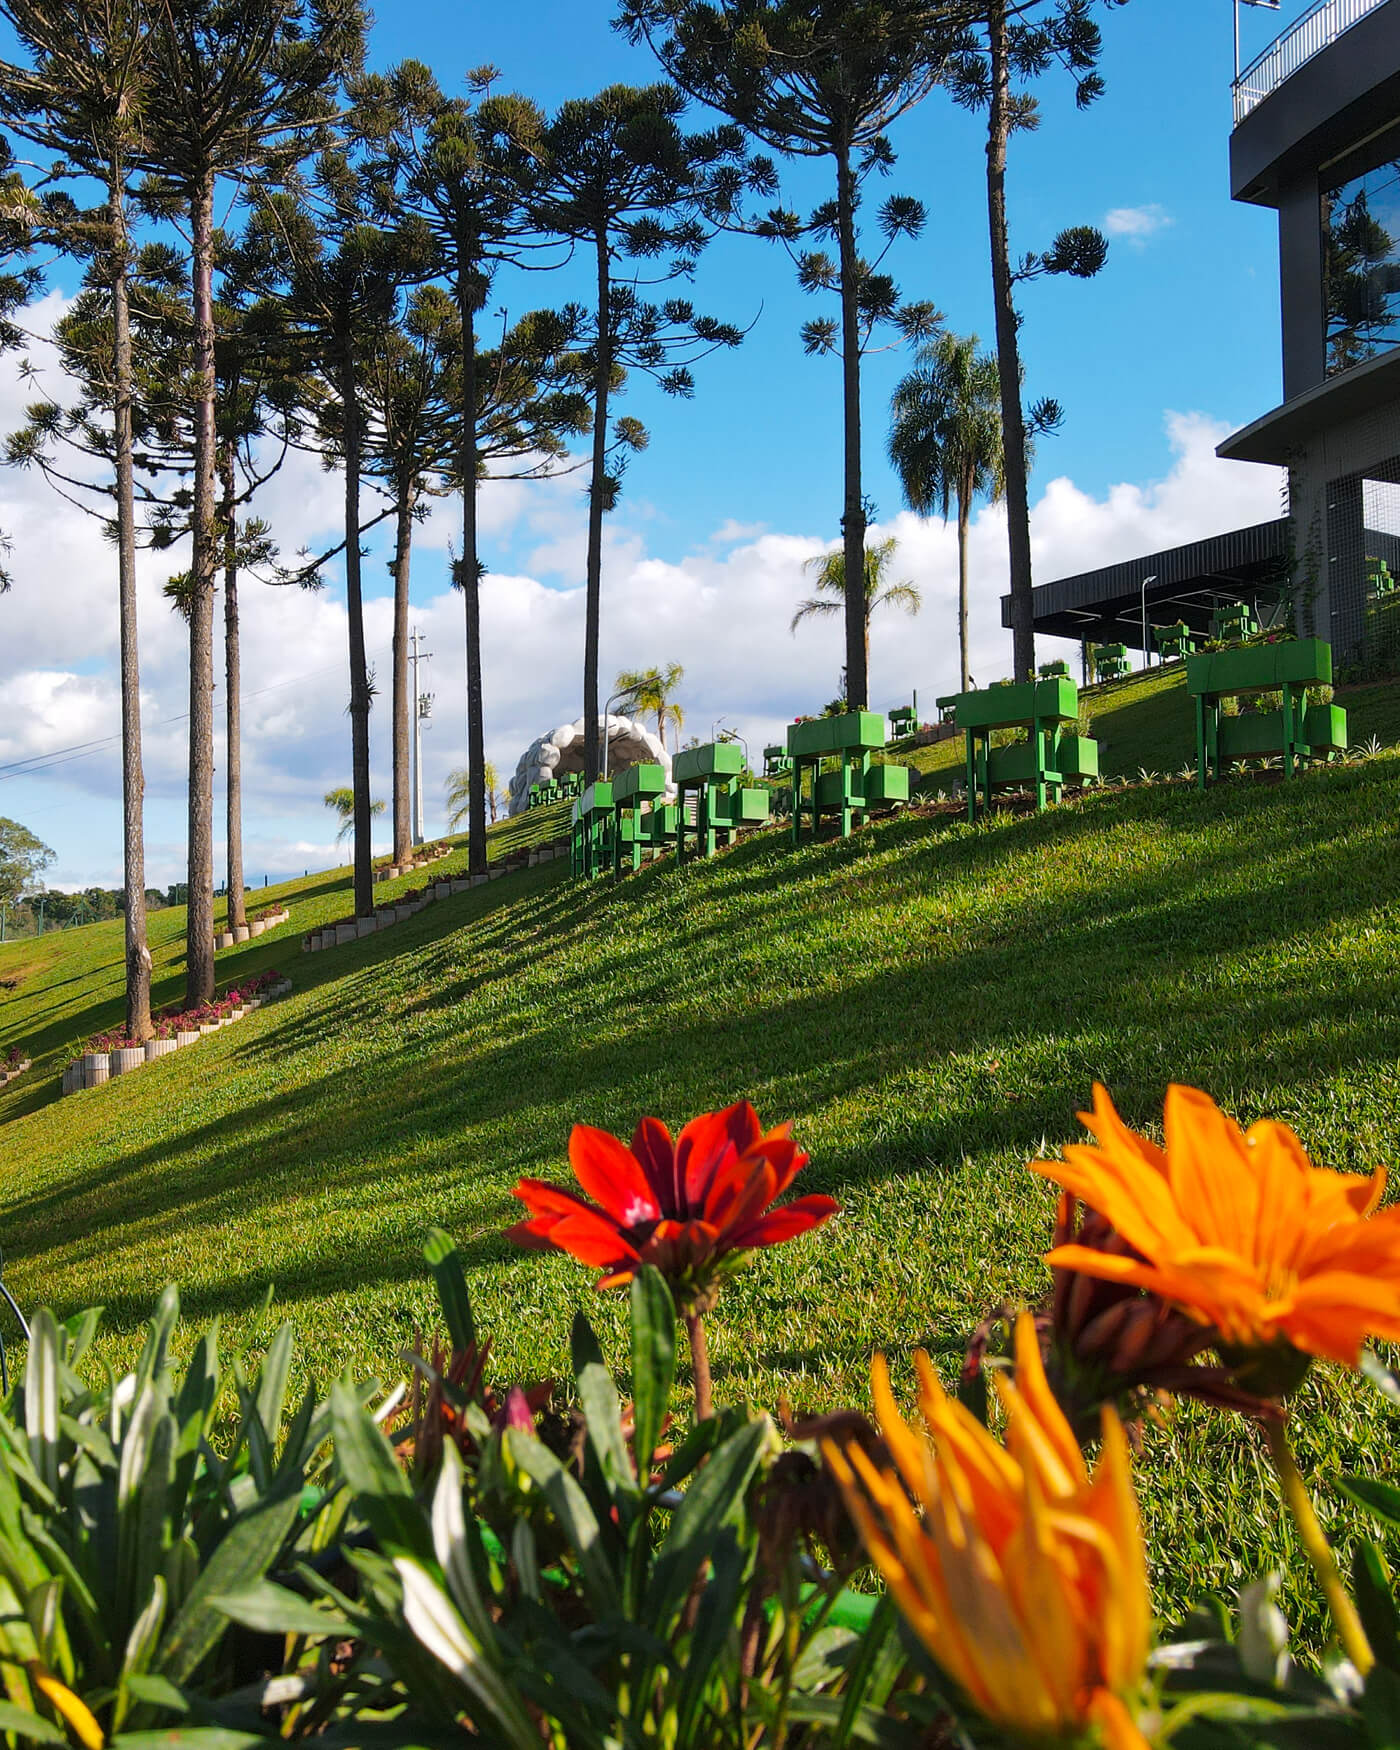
0,0,1295,890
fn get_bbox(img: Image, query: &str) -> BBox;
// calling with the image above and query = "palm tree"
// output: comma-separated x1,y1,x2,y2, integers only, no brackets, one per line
890,333,1004,692
325,787,385,847
445,761,499,832
615,663,684,754
791,538,921,699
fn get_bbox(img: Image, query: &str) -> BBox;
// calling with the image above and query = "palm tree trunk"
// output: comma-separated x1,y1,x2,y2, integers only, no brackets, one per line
583,228,611,781
458,276,488,877
986,0,1035,685
185,167,218,1008
341,343,373,919
220,444,245,934
391,476,414,868
111,159,150,1041
957,486,972,693
835,136,867,712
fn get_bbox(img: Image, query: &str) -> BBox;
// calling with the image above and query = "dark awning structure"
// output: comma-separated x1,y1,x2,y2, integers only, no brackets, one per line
1003,518,1292,654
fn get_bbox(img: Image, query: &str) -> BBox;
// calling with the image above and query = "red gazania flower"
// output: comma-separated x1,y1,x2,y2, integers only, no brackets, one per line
508,1101,839,1315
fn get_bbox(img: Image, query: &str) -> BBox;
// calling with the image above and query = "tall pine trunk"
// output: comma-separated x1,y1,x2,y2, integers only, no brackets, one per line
986,0,1035,684
582,229,611,782
458,277,488,875
391,477,413,868
341,344,373,918
185,168,218,1007
219,444,245,932
957,487,971,692
835,137,867,711
111,159,151,1041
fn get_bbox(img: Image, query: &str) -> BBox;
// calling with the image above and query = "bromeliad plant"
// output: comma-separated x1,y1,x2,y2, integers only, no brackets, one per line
0,1289,363,1748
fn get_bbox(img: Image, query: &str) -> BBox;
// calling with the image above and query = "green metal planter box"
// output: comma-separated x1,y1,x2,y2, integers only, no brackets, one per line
579,780,614,816
814,770,855,809
612,761,666,805
1053,734,1099,782
640,803,679,842
787,711,885,757
1187,637,1332,698
1038,659,1070,678
1217,711,1287,761
726,786,771,824
956,676,1077,733
1305,703,1348,753
864,763,910,805
985,743,1054,787
674,740,745,783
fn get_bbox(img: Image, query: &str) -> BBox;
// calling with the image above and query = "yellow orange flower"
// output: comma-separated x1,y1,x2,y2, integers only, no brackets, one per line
1034,1084,1400,1373
824,1316,1151,1750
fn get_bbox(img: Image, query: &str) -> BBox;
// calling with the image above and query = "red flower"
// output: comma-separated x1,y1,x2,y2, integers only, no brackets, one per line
508,1101,839,1314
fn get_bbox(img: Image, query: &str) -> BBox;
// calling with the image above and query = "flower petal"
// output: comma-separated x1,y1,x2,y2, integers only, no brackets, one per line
568,1124,661,1227
728,1194,839,1249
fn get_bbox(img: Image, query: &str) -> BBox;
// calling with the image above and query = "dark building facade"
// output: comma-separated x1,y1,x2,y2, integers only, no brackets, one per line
1220,0,1400,669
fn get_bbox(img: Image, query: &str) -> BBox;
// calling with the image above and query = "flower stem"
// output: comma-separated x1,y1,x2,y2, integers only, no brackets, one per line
1264,1415,1373,1675
686,1313,714,1421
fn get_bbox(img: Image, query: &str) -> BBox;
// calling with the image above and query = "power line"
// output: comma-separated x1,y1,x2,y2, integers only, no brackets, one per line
0,642,394,784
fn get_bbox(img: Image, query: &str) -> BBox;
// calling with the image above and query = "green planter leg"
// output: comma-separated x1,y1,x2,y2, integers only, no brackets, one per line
964,730,977,823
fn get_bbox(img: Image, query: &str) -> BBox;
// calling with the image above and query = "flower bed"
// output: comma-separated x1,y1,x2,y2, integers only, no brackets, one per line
60,968,293,1094
214,904,292,951
372,842,452,883
6,1081,1399,1749
0,1045,31,1089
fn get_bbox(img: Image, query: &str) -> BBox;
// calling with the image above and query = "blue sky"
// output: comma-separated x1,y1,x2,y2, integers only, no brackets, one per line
0,0,1305,892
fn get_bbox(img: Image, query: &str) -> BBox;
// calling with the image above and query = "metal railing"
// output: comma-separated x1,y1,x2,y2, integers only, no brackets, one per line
1233,0,1388,122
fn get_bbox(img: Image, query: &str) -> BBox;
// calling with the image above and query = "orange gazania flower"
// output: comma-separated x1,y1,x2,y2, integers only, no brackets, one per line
507,1101,838,1314
825,1315,1151,1750
1034,1083,1400,1373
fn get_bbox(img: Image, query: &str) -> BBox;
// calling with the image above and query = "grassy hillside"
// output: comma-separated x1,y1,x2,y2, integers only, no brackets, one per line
2,754,1400,1639
899,662,1400,790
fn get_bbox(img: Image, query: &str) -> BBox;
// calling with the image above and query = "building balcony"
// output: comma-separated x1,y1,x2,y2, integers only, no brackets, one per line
1234,0,1388,122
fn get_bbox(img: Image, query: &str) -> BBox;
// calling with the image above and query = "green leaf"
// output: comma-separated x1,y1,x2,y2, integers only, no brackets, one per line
646,1418,768,1635
211,1579,352,1640
1365,1664,1400,1749
834,1594,906,1746
121,1674,187,1715
1355,1543,1400,1674
112,1731,272,1749
156,1486,302,1686
1339,1476,1400,1532
252,1325,294,1448
629,1267,675,1490
24,1309,61,1494
327,1381,432,1566
571,1311,636,1505
115,1576,168,1733
393,1556,542,1750
674,1527,744,1749
430,1445,500,1644
504,1431,620,1617
0,1701,68,1745
423,1230,476,1356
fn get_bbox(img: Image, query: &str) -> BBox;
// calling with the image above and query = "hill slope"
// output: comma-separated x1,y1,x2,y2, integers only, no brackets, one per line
2,755,1400,1637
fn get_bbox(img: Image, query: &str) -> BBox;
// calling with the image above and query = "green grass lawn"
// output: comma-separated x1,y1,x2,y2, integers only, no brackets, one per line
900,660,1400,789
3,756,1400,1643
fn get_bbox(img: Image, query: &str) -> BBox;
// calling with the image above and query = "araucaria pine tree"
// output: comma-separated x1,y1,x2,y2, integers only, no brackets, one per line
945,0,1114,681
528,83,749,780
139,0,365,1006
0,0,156,1038
618,0,968,709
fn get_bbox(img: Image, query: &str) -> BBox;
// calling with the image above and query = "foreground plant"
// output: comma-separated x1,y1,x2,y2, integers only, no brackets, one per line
1035,1083,1400,1675
509,1100,838,1416
827,1313,1153,1749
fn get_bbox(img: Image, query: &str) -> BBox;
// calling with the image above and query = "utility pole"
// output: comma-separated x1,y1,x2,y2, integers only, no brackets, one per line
409,626,434,846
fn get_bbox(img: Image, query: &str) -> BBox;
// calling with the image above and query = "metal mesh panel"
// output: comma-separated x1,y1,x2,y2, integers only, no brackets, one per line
1327,455,1400,671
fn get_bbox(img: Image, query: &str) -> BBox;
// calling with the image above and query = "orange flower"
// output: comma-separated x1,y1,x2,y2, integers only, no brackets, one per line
507,1101,838,1314
1034,1084,1400,1376
825,1316,1151,1750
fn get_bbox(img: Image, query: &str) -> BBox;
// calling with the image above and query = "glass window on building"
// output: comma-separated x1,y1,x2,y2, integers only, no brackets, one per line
1323,151,1400,376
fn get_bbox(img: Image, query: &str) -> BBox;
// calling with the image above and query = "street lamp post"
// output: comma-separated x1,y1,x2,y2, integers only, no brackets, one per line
1140,574,1158,672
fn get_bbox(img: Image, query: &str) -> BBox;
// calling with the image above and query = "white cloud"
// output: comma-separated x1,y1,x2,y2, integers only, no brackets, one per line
0,292,1283,887
1103,203,1173,244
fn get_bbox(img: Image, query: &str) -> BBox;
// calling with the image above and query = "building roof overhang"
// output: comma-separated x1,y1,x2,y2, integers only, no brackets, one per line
1004,520,1292,650
1216,347,1400,463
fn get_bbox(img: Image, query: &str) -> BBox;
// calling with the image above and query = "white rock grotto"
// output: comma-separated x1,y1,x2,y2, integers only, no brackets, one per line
507,714,676,816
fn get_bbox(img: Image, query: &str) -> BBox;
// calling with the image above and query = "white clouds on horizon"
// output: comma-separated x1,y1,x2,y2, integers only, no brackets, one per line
0,323,1284,889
